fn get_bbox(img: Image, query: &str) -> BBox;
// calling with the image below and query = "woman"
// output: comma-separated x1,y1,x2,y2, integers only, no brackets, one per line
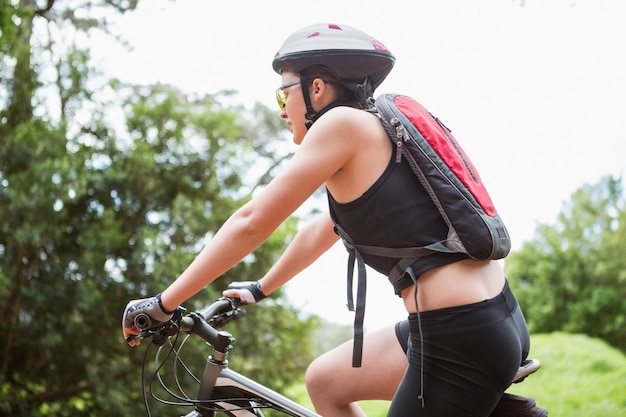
122,23,532,416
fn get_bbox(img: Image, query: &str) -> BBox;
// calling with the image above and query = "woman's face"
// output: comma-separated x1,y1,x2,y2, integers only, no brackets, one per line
278,71,308,145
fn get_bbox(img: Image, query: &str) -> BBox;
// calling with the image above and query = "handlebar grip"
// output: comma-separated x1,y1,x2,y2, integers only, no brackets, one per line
134,313,152,330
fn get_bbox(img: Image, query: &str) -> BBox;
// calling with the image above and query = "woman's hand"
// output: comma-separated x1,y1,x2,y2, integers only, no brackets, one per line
121,295,174,346
223,281,267,304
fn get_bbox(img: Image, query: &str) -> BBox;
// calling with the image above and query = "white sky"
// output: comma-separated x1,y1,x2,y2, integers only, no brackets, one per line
95,0,626,329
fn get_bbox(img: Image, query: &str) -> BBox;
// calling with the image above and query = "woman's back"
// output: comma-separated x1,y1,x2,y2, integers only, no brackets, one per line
307,105,506,314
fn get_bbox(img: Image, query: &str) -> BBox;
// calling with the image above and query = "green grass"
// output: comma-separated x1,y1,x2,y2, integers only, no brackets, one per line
285,333,626,416
508,333,626,417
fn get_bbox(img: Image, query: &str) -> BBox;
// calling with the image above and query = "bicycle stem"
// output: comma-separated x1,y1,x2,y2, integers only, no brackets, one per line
195,354,227,411
184,312,236,414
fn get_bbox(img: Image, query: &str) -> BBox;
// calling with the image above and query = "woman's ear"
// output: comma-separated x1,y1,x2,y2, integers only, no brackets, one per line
311,78,330,105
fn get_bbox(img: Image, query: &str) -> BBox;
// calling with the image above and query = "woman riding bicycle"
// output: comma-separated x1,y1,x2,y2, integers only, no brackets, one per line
122,23,534,417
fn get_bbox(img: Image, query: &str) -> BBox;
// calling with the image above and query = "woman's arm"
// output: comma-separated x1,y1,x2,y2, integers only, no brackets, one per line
232,212,339,297
158,112,358,311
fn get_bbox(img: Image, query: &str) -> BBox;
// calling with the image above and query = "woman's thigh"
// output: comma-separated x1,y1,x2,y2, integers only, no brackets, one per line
305,324,408,404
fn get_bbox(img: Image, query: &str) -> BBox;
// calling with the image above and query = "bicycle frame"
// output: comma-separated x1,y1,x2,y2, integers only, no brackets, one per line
182,361,320,417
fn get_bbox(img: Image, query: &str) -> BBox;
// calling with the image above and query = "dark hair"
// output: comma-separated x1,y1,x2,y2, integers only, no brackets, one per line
300,65,373,110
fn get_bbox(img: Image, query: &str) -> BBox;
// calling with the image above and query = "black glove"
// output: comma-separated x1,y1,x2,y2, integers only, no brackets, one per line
122,294,174,343
225,281,267,304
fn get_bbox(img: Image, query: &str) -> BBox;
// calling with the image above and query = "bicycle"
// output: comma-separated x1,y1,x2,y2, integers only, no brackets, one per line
134,298,542,417
135,297,320,417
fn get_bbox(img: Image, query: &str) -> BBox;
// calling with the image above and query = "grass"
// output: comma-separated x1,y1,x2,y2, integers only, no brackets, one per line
285,332,626,416
507,332,626,417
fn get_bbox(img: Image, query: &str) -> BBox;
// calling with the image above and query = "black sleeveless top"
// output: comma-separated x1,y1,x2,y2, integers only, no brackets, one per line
327,150,468,296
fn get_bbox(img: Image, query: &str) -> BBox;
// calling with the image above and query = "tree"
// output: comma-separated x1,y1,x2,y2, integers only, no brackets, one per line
0,1,317,415
505,175,626,352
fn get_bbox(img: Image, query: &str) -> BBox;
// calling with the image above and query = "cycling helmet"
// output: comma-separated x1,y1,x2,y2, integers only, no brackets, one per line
272,23,395,128
272,23,395,91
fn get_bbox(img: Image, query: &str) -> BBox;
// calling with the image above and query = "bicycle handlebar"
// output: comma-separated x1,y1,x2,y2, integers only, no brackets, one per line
192,297,242,326
139,297,244,351
134,313,153,330
180,298,242,353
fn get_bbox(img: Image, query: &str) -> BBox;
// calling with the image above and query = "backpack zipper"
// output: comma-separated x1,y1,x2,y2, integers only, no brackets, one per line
391,117,404,163
432,115,479,182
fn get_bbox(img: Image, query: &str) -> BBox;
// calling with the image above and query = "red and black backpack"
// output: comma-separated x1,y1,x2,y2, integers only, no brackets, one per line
332,93,511,366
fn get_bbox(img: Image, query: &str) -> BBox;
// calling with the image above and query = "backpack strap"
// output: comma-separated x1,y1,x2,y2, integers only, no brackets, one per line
334,220,456,285
342,239,367,367
332,219,454,367
330,220,366,367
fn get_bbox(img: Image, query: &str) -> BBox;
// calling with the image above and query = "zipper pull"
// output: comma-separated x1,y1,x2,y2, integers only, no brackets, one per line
391,118,403,163
432,114,452,133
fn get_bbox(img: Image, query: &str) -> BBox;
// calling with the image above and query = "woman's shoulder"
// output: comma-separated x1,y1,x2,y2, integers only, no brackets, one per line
324,105,378,122
311,106,384,141
303,106,392,201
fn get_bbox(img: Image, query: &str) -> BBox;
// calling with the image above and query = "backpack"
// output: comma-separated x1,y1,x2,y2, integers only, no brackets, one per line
332,93,511,366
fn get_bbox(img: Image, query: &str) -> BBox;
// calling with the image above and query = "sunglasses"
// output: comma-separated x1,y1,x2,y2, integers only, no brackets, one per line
275,81,301,110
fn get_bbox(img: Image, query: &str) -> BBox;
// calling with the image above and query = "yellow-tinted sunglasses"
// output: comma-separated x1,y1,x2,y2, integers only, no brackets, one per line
275,81,300,110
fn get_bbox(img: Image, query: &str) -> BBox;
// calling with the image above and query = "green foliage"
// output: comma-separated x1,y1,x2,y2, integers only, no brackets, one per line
310,318,352,357
0,1,22,57
0,1,317,416
225,303,319,391
506,175,626,352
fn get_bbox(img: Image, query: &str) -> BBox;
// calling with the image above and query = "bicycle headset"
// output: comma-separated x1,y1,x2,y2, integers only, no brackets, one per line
272,23,396,128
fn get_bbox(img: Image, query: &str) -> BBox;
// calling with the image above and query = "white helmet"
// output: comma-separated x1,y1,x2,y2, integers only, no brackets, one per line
272,23,395,94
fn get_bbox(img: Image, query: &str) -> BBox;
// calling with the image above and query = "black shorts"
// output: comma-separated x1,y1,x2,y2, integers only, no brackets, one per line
395,316,410,353
390,280,530,417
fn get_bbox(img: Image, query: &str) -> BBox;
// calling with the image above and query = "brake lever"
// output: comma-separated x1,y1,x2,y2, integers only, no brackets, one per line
208,307,246,329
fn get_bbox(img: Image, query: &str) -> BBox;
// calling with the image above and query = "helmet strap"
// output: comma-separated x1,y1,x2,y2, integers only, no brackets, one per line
298,74,317,130
307,100,353,129
353,76,373,103
299,72,357,130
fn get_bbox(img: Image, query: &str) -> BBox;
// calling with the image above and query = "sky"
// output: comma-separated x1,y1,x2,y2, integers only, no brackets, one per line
93,0,626,329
